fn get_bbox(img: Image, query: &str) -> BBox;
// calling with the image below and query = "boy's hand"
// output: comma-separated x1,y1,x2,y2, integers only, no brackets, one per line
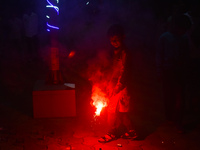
114,82,125,95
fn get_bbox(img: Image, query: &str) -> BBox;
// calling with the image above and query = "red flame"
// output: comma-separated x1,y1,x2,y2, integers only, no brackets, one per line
68,51,75,58
88,50,112,116
91,85,108,116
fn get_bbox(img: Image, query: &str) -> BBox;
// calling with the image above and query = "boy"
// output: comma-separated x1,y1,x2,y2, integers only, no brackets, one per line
98,24,137,143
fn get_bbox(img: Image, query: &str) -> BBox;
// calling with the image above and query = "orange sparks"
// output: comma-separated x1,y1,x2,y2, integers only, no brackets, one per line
91,86,108,116
93,101,106,116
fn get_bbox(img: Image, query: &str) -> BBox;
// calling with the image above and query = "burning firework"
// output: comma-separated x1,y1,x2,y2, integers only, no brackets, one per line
91,85,108,116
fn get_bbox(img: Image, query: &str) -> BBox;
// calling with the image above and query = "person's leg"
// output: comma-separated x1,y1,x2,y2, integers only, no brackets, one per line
163,82,176,122
98,112,118,143
32,35,39,59
107,112,118,134
120,112,137,139
162,70,176,122
122,112,132,131
24,36,32,60
174,73,186,133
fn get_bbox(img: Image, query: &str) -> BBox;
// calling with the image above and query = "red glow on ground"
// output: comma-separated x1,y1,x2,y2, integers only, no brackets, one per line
91,85,108,116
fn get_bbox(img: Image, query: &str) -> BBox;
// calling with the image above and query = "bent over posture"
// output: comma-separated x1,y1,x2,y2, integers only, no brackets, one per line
98,24,137,143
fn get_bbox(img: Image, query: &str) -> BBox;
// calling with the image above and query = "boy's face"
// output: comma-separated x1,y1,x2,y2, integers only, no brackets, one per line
109,35,123,49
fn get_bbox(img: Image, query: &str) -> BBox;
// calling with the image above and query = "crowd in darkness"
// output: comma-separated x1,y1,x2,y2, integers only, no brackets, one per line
154,0,200,134
0,1,39,61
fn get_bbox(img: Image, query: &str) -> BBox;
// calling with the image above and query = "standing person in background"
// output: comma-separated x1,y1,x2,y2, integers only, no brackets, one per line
8,12,23,55
185,2,200,114
98,24,137,143
23,8,39,61
156,14,192,133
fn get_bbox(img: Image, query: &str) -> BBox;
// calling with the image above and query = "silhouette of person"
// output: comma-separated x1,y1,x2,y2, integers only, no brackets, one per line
156,14,192,133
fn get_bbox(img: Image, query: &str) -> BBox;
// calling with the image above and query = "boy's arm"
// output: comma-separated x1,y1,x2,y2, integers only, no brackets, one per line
113,51,127,94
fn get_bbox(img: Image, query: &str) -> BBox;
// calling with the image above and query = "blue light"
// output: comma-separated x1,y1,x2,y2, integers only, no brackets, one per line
86,1,90,5
47,22,59,30
46,0,60,32
46,0,59,15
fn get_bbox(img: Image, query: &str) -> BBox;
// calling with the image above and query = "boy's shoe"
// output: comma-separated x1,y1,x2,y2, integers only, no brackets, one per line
121,130,138,139
98,133,117,143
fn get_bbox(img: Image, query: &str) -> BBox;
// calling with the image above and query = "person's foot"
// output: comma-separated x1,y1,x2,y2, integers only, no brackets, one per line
121,130,138,139
98,133,117,143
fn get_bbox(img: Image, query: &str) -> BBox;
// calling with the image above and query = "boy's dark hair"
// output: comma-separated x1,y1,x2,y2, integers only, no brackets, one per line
107,24,124,38
170,14,192,30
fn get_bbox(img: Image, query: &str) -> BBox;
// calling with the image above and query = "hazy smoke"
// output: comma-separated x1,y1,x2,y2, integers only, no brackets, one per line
56,0,157,78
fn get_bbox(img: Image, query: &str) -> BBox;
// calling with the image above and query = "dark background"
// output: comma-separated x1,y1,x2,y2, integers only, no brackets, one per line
0,0,199,121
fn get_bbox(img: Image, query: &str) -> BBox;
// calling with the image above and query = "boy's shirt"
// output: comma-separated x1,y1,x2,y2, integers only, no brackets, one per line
107,47,130,113
111,49,126,93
